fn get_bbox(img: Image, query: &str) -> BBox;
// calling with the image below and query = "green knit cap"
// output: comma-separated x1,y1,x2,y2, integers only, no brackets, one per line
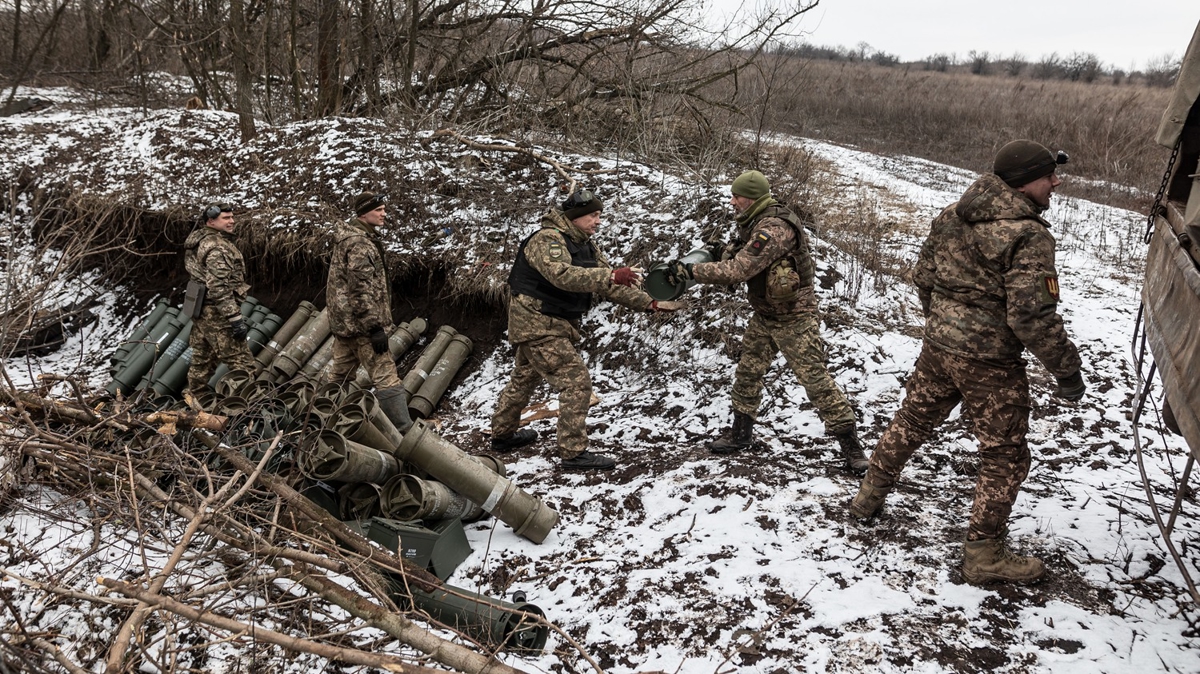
731,170,770,199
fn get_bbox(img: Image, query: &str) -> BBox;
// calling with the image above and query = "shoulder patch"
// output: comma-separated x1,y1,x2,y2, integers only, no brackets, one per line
548,242,565,260
1041,275,1060,303
748,231,772,256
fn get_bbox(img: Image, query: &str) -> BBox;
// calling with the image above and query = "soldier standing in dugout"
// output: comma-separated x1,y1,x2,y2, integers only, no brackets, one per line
183,204,255,396
490,190,683,471
664,171,869,473
322,192,414,434
850,140,1085,585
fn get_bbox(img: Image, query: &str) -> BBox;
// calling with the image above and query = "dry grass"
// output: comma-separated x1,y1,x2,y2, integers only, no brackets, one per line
737,57,1174,211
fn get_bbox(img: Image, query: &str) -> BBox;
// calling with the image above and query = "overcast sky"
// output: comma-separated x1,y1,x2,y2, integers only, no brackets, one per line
710,1,1198,71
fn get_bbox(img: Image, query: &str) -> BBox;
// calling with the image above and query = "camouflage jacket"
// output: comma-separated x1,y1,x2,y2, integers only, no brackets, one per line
915,172,1081,376
691,197,817,318
184,226,249,322
506,209,653,344
327,218,392,338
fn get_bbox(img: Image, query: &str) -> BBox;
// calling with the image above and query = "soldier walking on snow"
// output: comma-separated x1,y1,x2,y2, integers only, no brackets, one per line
490,190,683,470
322,192,413,434
850,140,1086,585
663,171,868,473
183,204,255,396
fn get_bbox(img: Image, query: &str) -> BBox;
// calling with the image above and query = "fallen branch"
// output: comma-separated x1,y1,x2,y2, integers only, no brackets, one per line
430,128,614,193
98,577,439,673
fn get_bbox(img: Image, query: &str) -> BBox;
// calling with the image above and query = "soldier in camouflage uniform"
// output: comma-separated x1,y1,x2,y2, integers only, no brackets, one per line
491,190,682,470
184,204,255,394
664,171,868,472
850,140,1086,585
323,192,413,434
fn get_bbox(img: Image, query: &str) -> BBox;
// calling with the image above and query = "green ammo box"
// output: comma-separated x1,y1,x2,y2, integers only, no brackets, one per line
365,517,473,580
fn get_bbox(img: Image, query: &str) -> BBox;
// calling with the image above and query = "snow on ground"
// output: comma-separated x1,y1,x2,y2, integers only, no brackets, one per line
1,105,1197,672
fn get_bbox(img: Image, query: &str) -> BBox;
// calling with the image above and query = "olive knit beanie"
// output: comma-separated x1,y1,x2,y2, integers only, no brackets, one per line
731,170,771,199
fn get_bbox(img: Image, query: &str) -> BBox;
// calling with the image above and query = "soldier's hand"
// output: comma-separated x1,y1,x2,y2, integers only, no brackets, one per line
705,242,729,261
650,300,686,312
663,260,693,286
230,319,249,341
369,326,390,355
611,266,641,287
1054,371,1086,402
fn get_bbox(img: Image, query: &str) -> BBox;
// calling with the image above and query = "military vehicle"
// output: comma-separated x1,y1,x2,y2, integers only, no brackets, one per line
1134,19,1200,602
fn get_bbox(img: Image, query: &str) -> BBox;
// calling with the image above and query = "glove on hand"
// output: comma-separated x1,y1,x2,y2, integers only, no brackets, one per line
650,300,685,312
369,326,391,355
611,266,640,287
663,260,693,286
230,319,249,341
1054,371,1086,402
705,242,729,262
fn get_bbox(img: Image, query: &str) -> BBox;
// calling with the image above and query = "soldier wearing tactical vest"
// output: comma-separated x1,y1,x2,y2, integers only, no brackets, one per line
664,171,868,472
322,192,413,434
850,140,1085,586
183,204,255,395
491,190,683,470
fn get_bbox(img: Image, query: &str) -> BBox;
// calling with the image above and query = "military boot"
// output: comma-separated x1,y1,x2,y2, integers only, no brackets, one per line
491,428,538,453
834,427,869,474
561,451,616,471
708,412,756,454
962,537,1045,585
375,386,414,435
849,474,891,521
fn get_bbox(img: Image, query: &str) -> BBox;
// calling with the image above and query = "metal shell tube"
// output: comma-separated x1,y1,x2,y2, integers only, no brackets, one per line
255,301,316,368
473,454,507,477
644,247,714,301
142,320,193,390
214,368,254,398
340,389,404,449
270,309,330,381
278,381,316,416
394,420,559,544
407,583,548,654
245,312,283,357
300,429,400,484
408,334,473,419
107,309,188,396
151,345,193,397
332,406,396,454
308,396,339,424
112,299,171,369
380,474,482,522
402,326,458,397
300,334,337,380
339,482,383,521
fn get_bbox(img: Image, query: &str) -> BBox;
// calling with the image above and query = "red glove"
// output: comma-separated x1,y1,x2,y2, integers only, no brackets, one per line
611,266,639,287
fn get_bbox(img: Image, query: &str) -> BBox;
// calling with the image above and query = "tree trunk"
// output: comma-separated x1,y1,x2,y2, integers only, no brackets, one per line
359,0,380,114
316,0,341,116
10,0,21,70
229,0,257,140
288,0,303,117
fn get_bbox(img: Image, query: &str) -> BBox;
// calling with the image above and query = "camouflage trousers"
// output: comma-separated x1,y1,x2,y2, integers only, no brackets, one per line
732,312,856,434
491,336,591,459
187,309,254,393
324,334,402,389
866,343,1031,541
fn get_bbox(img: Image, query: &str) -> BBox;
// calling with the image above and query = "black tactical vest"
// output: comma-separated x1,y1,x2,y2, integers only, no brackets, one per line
738,203,815,301
508,229,599,320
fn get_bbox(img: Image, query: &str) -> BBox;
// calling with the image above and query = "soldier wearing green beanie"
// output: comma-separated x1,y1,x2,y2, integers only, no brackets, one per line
664,170,868,473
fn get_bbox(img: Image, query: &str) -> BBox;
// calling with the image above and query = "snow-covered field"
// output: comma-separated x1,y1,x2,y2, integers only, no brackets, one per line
1,101,1197,672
